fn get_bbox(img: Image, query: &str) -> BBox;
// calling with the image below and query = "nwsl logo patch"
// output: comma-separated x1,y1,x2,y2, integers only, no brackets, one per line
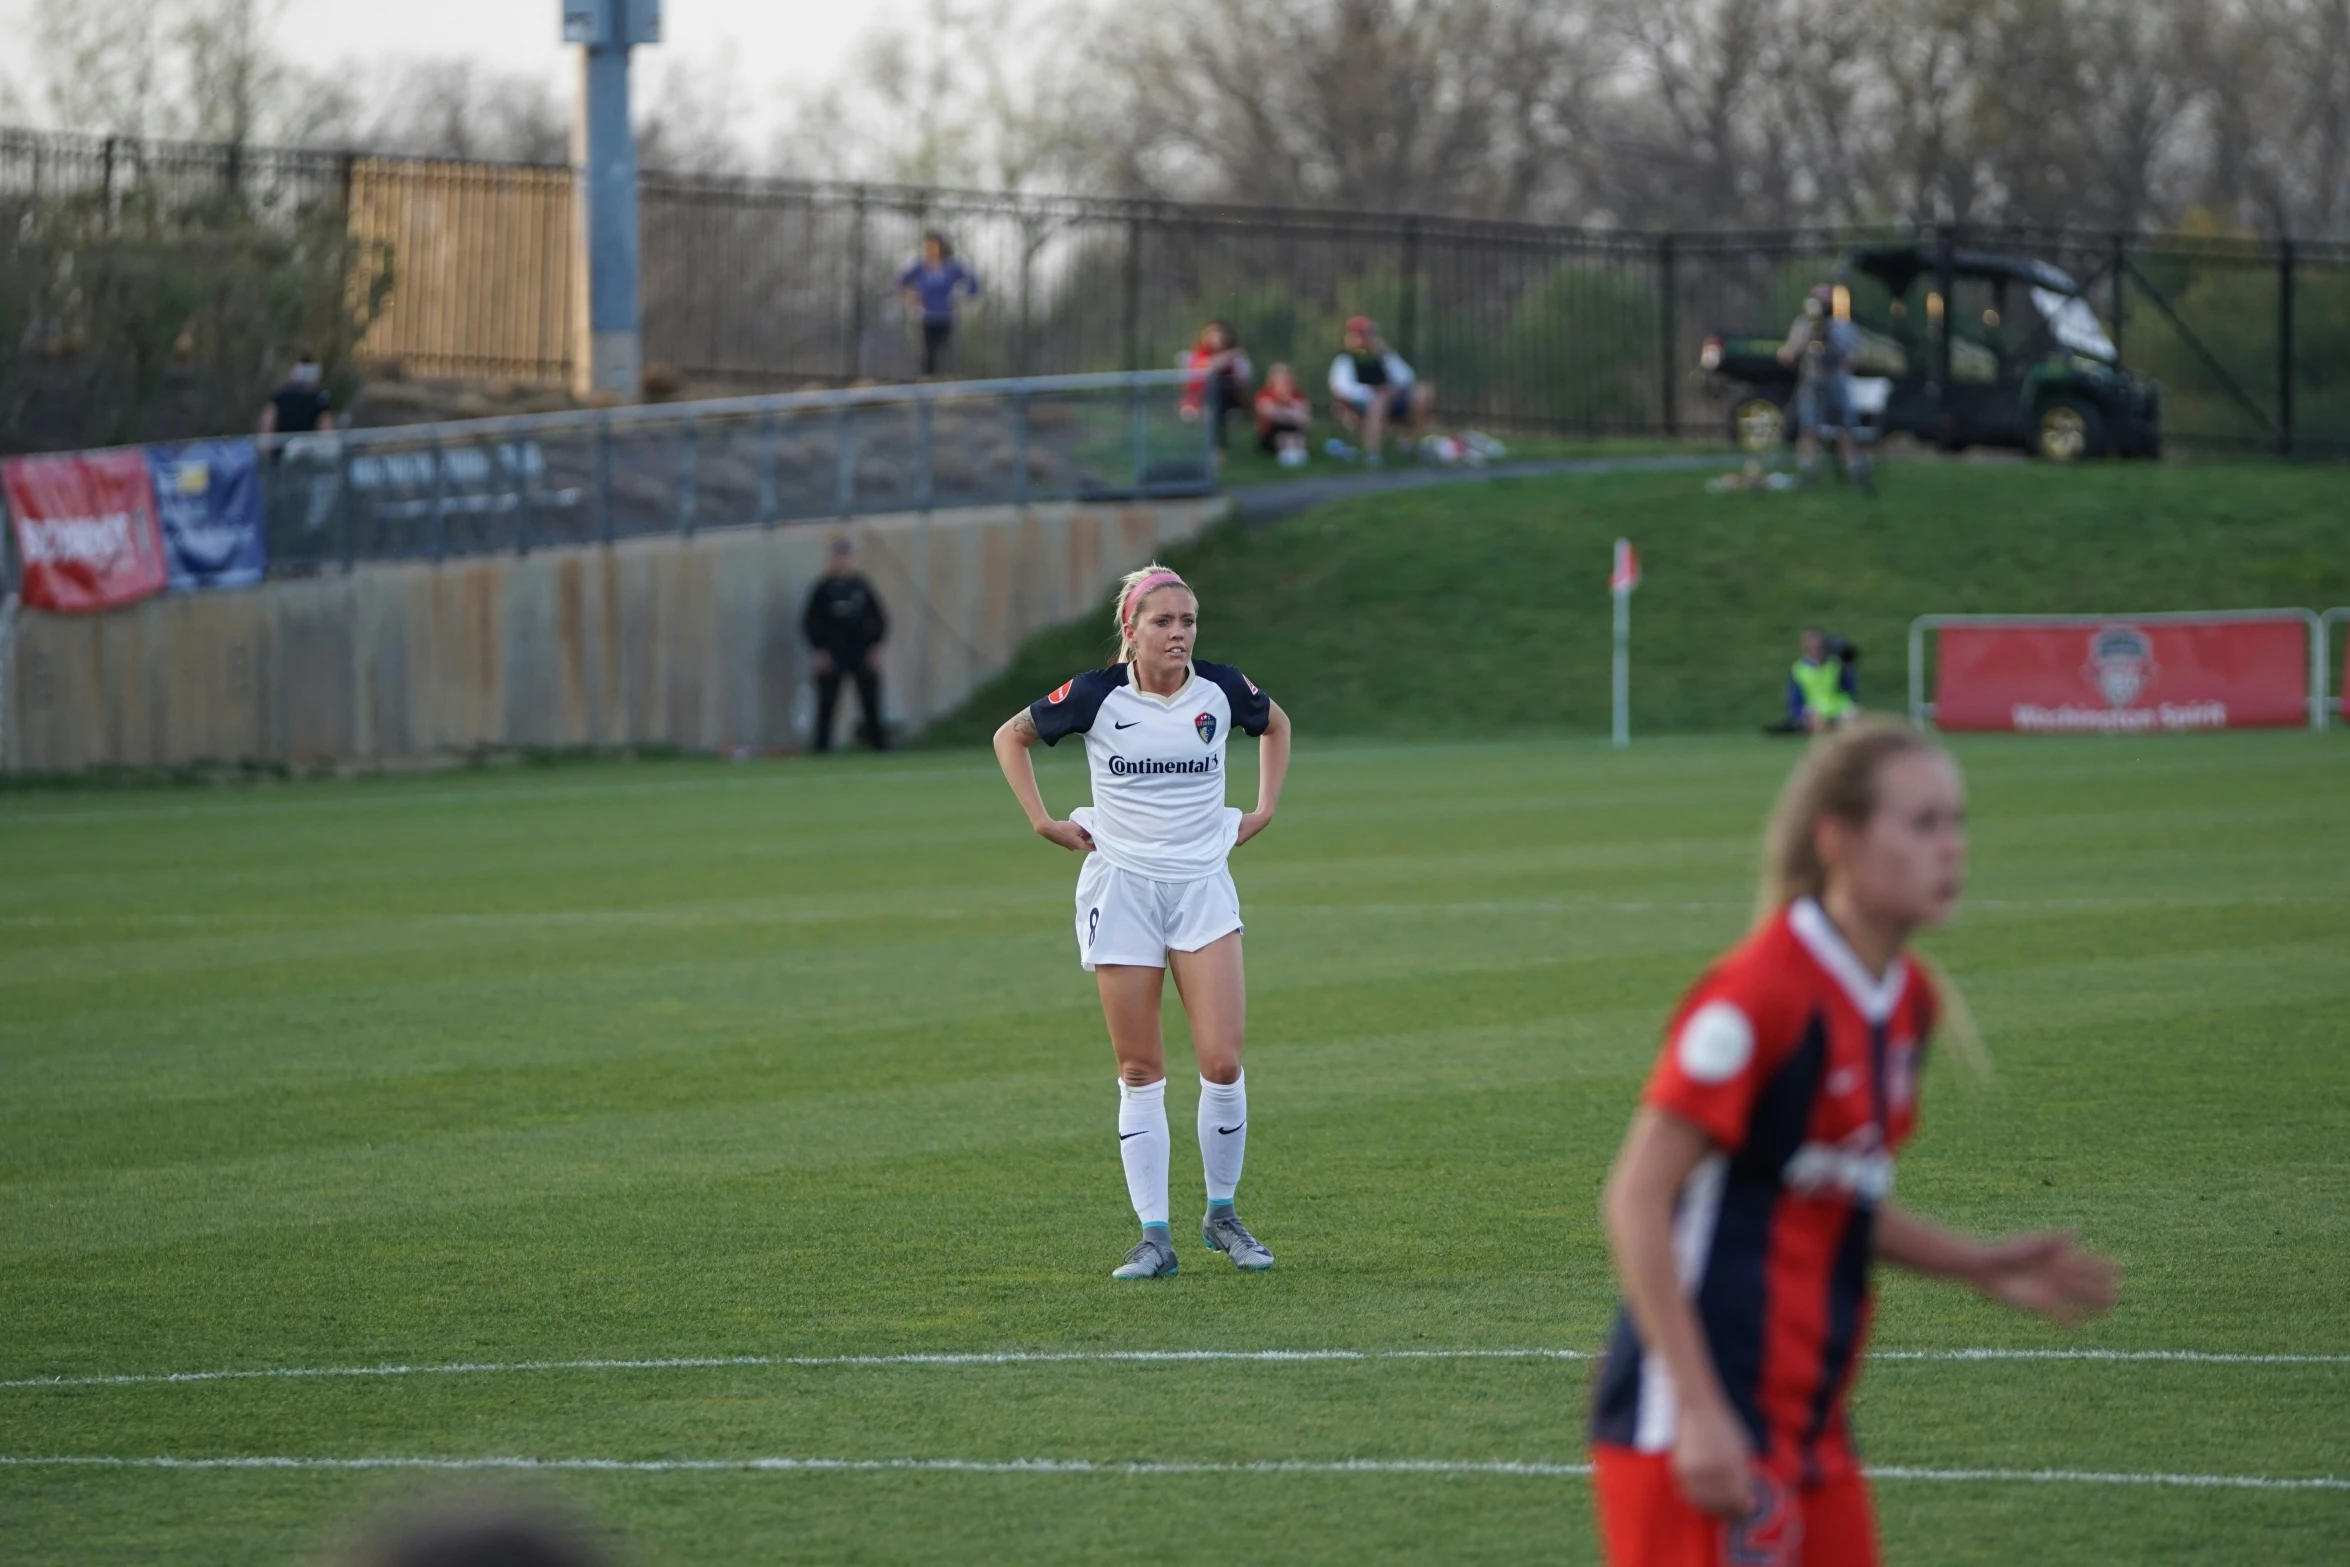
1194,712,1218,744
1046,680,1073,705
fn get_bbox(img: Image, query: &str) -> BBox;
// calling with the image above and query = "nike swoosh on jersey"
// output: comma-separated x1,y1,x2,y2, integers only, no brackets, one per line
1114,720,1140,729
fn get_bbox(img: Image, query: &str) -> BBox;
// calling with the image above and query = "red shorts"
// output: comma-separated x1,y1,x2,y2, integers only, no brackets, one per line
1591,1446,1879,1567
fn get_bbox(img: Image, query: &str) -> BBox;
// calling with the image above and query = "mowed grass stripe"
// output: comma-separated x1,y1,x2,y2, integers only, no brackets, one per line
8,1344,2350,1393
2,733,2346,1563
3,1455,2346,1491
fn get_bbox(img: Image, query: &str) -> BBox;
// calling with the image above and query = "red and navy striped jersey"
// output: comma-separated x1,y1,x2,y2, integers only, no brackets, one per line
1591,897,1938,1484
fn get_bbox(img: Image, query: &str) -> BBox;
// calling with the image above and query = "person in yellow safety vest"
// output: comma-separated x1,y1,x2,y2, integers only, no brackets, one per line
1787,626,1860,731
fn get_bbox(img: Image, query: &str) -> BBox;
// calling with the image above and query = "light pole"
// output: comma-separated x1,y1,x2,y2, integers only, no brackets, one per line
563,0,659,401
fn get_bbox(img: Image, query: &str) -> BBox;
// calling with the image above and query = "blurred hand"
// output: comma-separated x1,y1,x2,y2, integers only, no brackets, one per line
1671,1399,1756,1519
1036,819,1096,854
1178,405,1200,421
1972,1232,2120,1324
864,647,882,669
814,651,834,674
1235,809,1274,849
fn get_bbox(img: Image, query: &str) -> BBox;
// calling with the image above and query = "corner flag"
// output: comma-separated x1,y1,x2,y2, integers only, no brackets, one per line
1609,539,1638,748
1610,538,1641,594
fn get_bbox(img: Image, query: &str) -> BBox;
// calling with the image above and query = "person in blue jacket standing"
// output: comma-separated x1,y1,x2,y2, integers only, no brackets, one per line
898,232,981,377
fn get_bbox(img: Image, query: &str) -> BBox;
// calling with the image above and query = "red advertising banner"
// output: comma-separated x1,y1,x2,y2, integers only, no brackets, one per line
2,449,169,614
1935,617,2310,733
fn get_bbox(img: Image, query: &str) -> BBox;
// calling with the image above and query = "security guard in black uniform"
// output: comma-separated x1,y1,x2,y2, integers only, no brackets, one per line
801,537,891,751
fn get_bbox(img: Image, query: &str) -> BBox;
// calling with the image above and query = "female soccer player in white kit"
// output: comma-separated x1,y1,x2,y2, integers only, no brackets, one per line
993,564,1293,1279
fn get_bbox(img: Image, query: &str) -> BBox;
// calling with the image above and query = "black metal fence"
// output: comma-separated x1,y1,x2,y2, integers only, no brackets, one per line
7,126,2349,457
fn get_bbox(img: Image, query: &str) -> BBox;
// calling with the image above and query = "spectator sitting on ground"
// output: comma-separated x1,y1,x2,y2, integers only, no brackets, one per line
1178,319,1253,458
896,232,980,378
1774,626,1861,733
259,352,337,437
1253,362,1313,467
1327,315,1432,466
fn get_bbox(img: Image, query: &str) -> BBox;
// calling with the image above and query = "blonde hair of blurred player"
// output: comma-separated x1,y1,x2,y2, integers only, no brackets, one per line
1757,716,1989,1078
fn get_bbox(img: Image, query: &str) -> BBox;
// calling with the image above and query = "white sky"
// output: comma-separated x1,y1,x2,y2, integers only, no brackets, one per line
0,0,938,147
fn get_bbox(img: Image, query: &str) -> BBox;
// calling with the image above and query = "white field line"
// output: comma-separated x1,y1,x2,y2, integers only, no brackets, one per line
0,1455,2343,1491
8,893,2339,931
6,1346,2348,1394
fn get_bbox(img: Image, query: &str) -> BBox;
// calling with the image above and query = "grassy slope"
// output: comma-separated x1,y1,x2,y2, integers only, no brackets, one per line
1,733,2346,1563
930,461,2350,744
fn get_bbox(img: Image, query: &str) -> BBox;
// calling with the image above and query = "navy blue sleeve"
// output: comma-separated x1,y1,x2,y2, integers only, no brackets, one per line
1029,666,1124,746
1196,661,1272,737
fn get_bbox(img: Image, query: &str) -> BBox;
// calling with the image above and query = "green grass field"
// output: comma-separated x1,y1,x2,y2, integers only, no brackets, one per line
3,730,2345,1564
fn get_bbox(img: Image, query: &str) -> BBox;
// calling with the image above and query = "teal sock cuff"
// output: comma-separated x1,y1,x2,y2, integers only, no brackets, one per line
1141,1221,1171,1239
1206,1199,1235,1214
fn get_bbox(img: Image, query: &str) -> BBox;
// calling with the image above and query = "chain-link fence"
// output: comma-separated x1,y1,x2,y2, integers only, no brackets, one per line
7,126,2348,457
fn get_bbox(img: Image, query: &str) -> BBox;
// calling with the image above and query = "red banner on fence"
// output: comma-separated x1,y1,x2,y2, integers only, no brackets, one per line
1935,617,2310,733
2,449,170,614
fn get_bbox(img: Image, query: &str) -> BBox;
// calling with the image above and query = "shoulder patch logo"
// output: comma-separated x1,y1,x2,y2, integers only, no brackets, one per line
1194,712,1218,744
1046,680,1073,705
1243,673,1259,694
1676,1000,1754,1084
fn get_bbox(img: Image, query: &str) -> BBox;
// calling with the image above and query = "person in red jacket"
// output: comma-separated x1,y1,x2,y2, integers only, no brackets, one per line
1592,719,2119,1566
1253,362,1313,466
1179,320,1253,457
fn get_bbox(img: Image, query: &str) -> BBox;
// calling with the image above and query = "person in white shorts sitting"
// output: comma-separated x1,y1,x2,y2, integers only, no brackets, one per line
992,563,1294,1280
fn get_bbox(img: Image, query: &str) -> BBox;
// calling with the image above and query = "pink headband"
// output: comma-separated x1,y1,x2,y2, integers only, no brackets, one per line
1121,570,1187,627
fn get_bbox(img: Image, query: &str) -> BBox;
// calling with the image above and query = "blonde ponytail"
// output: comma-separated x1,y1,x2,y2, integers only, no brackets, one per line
1756,716,1992,1082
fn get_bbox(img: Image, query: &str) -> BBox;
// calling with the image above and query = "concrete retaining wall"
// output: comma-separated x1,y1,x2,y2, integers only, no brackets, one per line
1,496,1229,772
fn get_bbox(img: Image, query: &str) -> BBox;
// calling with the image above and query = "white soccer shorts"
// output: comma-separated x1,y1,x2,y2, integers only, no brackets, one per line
1073,855,1244,971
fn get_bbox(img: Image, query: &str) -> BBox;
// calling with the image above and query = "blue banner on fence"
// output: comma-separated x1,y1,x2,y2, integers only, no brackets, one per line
147,439,265,591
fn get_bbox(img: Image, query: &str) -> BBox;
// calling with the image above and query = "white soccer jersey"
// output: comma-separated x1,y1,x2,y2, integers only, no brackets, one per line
1029,660,1272,882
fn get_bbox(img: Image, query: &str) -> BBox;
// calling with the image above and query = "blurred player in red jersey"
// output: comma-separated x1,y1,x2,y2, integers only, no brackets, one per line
1591,719,2120,1567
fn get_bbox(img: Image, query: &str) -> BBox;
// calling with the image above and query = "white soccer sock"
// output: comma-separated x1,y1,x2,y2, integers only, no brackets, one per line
1117,1077,1171,1229
1198,1070,1247,1205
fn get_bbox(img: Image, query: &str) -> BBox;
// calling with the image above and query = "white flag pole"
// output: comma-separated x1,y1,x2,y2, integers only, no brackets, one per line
1611,584,1629,749
1611,538,1632,749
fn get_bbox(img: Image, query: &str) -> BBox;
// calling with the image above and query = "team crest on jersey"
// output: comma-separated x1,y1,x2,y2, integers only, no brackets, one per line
1194,712,1217,744
1887,1034,1920,1109
1046,679,1073,705
2083,625,2157,708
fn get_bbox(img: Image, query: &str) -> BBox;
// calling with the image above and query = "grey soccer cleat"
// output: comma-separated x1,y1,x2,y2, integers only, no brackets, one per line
1111,1234,1180,1281
1202,1208,1274,1271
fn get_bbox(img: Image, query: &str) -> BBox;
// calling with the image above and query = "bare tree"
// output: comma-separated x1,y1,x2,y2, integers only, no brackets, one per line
2220,0,2350,234
25,0,169,139
771,0,1086,190
637,48,756,175
173,0,352,148
1071,0,1604,217
357,60,569,164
